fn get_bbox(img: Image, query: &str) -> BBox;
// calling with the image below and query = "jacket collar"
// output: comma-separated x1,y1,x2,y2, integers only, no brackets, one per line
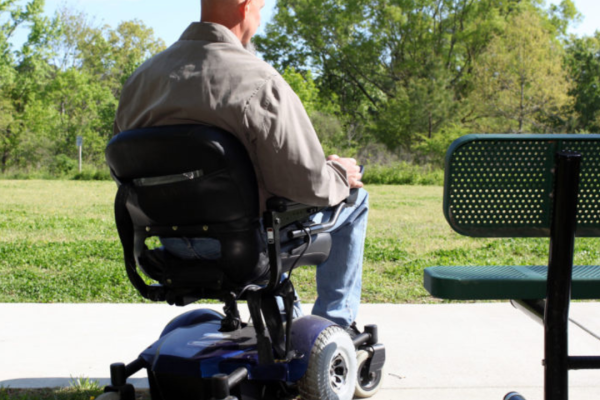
179,22,244,49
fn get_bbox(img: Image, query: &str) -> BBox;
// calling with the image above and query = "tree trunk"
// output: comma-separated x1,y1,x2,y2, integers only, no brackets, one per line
519,78,525,133
1,147,7,173
428,111,433,139
1,128,10,173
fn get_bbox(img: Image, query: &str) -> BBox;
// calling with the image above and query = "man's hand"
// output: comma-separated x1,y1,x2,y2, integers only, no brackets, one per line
328,155,364,189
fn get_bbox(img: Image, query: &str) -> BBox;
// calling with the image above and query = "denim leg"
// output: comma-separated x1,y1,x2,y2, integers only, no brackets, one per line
310,189,369,327
160,237,221,260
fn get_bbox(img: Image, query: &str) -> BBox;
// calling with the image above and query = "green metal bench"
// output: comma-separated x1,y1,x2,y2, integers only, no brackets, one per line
426,265,600,300
423,134,600,400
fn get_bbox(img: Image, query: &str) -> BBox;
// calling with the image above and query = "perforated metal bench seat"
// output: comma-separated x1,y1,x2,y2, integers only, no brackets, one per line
425,265,600,300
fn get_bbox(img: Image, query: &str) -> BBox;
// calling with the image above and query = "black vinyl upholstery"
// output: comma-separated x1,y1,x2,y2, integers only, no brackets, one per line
105,124,332,305
106,125,268,301
106,124,259,227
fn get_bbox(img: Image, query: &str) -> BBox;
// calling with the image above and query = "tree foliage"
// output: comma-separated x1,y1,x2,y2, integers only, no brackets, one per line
470,10,572,133
0,0,593,176
565,33,600,133
0,1,165,174
256,0,583,161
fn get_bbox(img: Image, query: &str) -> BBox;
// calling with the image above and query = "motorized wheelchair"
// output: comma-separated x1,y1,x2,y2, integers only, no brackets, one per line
99,124,385,400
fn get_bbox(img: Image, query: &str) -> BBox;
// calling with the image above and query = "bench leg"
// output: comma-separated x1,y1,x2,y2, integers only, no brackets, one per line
544,150,581,400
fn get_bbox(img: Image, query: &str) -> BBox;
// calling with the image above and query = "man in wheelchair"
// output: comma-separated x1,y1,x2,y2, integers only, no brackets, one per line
102,0,384,399
114,0,368,336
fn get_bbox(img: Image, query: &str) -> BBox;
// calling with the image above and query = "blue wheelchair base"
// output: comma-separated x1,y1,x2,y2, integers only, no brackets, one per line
103,309,385,400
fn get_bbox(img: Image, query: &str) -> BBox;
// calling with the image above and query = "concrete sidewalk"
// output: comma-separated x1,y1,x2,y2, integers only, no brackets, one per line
2,302,600,400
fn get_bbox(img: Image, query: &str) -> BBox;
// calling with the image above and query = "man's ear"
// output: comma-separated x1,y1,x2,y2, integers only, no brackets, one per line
239,0,251,19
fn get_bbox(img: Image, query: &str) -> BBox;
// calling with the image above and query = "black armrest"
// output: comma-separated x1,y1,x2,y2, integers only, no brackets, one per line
345,188,359,206
265,197,322,230
267,188,359,213
266,197,300,213
267,189,360,239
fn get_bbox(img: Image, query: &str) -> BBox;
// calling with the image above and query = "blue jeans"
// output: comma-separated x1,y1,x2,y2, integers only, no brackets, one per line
309,188,368,327
161,189,369,328
160,237,222,260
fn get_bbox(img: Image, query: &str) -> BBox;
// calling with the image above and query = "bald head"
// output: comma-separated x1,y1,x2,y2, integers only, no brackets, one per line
200,0,265,44
201,0,242,18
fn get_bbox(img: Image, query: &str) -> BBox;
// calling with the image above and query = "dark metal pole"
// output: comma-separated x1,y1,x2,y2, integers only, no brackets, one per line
263,211,282,292
568,356,600,370
511,299,545,326
544,150,581,400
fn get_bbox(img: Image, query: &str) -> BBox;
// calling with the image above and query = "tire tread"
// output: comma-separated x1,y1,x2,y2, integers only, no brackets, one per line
298,325,354,400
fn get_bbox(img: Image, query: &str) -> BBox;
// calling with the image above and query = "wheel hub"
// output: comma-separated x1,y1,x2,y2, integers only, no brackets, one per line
329,353,349,393
359,368,380,390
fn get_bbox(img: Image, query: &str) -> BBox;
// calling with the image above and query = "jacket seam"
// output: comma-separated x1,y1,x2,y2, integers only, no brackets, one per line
242,73,279,138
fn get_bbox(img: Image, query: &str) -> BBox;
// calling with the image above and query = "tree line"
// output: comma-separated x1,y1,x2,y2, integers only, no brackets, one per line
1,0,599,176
257,0,600,165
0,0,165,175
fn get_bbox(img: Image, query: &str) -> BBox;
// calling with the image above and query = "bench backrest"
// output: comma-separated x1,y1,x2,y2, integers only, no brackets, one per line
444,134,600,238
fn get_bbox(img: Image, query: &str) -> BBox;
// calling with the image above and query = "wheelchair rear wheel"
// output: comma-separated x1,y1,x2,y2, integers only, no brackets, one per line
298,325,357,400
354,349,384,398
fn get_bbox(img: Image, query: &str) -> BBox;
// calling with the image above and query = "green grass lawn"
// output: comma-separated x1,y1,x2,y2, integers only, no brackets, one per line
0,378,149,400
1,180,599,304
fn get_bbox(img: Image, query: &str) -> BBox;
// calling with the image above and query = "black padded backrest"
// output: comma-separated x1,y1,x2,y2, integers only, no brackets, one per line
106,124,259,228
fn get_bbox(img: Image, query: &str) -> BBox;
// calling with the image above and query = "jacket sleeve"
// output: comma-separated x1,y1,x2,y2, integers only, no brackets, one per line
113,119,121,136
243,75,350,206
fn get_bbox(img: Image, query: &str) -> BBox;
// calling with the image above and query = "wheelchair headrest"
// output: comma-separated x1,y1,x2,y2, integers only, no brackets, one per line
106,125,259,227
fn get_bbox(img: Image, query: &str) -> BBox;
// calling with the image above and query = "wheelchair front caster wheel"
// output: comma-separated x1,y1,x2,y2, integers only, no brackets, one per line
354,350,384,398
298,326,357,400
95,392,120,400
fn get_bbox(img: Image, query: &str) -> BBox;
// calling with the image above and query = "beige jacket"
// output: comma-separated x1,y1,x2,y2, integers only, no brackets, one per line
114,22,350,210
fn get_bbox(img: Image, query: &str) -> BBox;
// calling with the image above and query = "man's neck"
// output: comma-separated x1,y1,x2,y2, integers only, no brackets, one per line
201,14,245,44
